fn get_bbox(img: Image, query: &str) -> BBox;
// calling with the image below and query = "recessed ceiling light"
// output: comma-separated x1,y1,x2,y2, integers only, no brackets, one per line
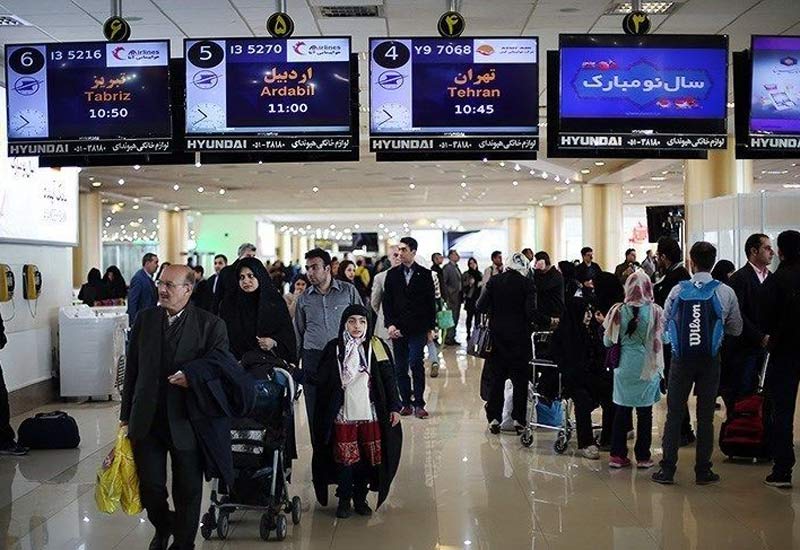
460,182,467,188
173,184,180,191
514,164,521,171
132,205,140,210
512,180,519,186
581,169,591,174
195,160,202,168
651,176,667,181
541,172,549,179
594,161,605,166
312,186,319,193
218,188,226,195
354,224,360,229
173,206,180,212
91,181,102,188
133,165,141,170
783,184,800,189
152,219,158,224
118,178,125,185
409,183,416,189
197,186,204,193
499,161,506,167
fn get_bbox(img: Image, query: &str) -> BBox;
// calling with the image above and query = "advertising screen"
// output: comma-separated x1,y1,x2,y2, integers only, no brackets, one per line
750,35,800,135
184,37,355,155
556,34,728,153
5,40,172,156
369,37,538,158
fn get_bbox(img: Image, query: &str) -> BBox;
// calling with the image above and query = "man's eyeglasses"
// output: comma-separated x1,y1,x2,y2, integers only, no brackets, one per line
156,280,189,290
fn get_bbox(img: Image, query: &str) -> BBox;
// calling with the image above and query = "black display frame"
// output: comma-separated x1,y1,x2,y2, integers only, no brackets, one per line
368,35,539,161
5,39,174,157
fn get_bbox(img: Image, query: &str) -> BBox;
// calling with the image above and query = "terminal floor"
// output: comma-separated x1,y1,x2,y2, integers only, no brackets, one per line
2,345,799,550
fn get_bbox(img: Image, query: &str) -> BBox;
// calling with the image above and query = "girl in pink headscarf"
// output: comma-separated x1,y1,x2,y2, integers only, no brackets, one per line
603,270,665,469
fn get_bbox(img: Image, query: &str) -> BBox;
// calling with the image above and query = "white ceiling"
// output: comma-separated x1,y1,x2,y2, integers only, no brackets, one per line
1,0,799,230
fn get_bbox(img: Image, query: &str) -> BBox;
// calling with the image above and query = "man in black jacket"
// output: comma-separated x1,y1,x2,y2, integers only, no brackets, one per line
383,237,437,419
576,247,602,286
121,265,229,550
653,236,696,446
760,230,800,488
725,233,773,405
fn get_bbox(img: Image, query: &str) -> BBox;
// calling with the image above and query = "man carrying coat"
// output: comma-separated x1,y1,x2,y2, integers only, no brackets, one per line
121,265,229,550
442,249,463,346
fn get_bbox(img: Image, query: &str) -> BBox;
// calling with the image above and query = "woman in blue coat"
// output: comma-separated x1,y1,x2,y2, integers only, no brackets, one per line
603,270,665,469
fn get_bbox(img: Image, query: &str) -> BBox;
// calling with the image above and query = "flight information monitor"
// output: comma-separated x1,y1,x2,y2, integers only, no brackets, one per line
184,37,355,155
5,40,172,156
369,37,539,159
555,34,728,154
746,35,800,153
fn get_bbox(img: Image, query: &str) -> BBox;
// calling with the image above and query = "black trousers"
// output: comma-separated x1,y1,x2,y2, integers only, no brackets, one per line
767,355,800,476
611,405,653,461
486,363,529,425
0,366,16,447
133,427,204,550
571,375,614,448
465,308,477,338
663,344,693,437
337,460,371,502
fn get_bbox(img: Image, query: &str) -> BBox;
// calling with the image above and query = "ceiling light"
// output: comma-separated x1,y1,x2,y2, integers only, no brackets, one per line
132,205,140,210
133,165,141,170
137,218,143,223
555,175,561,182
512,180,519,186
529,169,536,176
605,2,678,16
565,178,571,184
218,188,226,195
378,223,385,229
152,218,158,224
409,183,416,189
91,181,102,188
651,176,667,181
482,158,488,163
541,172,549,179
594,161,605,166
118,178,125,185
783,184,800,189
330,224,336,229
514,164,521,171
197,186,204,193
258,160,263,165
354,224,361,230
312,186,319,193
499,161,506,167
106,217,112,222
538,201,543,207
173,184,180,191
460,182,467,188
104,222,110,227
581,169,591,175
173,206,180,212
195,160,202,168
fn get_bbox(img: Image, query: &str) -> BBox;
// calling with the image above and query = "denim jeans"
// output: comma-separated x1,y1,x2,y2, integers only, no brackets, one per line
393,332,428,408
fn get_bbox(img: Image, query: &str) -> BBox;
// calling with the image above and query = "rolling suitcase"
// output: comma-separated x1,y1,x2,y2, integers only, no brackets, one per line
719,353,771,460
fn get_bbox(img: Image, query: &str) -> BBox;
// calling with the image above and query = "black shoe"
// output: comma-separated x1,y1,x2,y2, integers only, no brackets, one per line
651,469,675,485
0,442,29,456
696,470,720,485
353,500,373,516
764,472,793,488
149,530,172,550
489,421,501,435
679,432,696,447
336,499,352,519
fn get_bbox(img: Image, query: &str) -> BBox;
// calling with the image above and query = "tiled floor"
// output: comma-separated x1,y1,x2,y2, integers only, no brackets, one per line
2,343,799,550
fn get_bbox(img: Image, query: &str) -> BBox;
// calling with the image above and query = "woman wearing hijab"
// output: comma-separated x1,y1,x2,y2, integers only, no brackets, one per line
219,257,297,363
284,274,309,320
462,257,483,337
78,268,108,306
711,260,736,285
593,271,625,317
311,304,402,519
603,270,665,469
559,261,581,299
103,266,128,301
477,252,537,434
551,296,614,459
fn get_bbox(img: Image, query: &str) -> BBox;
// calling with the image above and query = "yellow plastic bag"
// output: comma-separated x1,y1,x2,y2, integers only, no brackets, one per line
95,427,143,515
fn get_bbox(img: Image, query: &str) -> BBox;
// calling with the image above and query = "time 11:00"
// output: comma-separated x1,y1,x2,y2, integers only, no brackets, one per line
89,108,128,119
454,104,494,115
267,103,308,114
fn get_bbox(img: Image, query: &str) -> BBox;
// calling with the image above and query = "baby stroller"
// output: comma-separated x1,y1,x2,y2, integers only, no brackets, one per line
200,351,301,542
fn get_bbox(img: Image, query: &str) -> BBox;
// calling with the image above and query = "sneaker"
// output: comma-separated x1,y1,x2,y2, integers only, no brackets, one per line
764,472,793,489
0,442,29,456
696,470,720,486
415,407,430,419
609,456,632,468
430,362,440,378
399,406,414,416
651,469,675,485
499,419,516,433
353,500,373,516
336,499,352,519
637,459,655,469
489,420,501,435
578,445,600,460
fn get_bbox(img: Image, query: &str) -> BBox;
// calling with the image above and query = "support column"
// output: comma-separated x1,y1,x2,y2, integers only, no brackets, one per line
534,205,561,258
507,211,534,253
298,236,309,258
581,183,623,271
290,235,301,262
158,210,188,264
72,191,103,287
684,140,753,244
280,233,292,264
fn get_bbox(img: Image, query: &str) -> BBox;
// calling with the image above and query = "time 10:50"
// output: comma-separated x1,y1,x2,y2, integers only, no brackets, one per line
51,49,102,61
454,104,494,115
89,108,129,119
229,44,283,55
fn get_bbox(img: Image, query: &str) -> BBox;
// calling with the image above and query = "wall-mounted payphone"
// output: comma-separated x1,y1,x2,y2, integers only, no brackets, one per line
0,264,14,303
22,264,42,300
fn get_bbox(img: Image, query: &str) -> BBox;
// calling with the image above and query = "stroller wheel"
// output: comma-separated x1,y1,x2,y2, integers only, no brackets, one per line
217,511,230,540
259,513,272,541
291,496,302,525
275,514,288,541
554,436,568,454
520,431,534,448
200,510,216,540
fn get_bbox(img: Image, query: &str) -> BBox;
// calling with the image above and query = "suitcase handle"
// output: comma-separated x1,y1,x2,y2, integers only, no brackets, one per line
756,352,770,394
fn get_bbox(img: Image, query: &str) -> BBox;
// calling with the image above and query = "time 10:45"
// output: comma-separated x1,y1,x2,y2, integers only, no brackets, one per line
455,104,494,115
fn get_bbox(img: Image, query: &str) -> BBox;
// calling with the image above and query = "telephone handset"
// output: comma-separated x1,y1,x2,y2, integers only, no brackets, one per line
23,264,42,300
0,264,13,303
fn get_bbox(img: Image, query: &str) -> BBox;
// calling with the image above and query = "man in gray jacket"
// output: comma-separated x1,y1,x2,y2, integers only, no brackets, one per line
442,249,463,346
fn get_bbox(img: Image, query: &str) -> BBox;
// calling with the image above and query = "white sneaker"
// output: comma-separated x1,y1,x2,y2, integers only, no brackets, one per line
578,445,600,460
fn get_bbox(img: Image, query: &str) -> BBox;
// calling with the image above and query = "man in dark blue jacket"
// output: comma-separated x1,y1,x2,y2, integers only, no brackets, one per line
127,253,159,324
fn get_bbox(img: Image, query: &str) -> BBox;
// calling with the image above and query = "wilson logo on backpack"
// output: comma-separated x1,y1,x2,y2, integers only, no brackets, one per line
667,279,724,364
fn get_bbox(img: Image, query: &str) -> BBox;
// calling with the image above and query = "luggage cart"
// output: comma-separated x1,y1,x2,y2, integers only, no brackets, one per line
520,332,573,453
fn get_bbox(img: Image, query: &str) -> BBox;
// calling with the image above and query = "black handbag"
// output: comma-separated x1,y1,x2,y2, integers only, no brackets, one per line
467,315,492,359
18,411,80,449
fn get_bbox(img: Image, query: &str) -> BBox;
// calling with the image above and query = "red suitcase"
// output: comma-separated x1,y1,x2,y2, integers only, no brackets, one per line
719,353,771,460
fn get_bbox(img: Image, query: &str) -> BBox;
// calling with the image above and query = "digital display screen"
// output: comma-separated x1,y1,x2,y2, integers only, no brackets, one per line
369,37,538,156
750,36,800,135
555,34,728,153
5,40,171,156
184,37,354,154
